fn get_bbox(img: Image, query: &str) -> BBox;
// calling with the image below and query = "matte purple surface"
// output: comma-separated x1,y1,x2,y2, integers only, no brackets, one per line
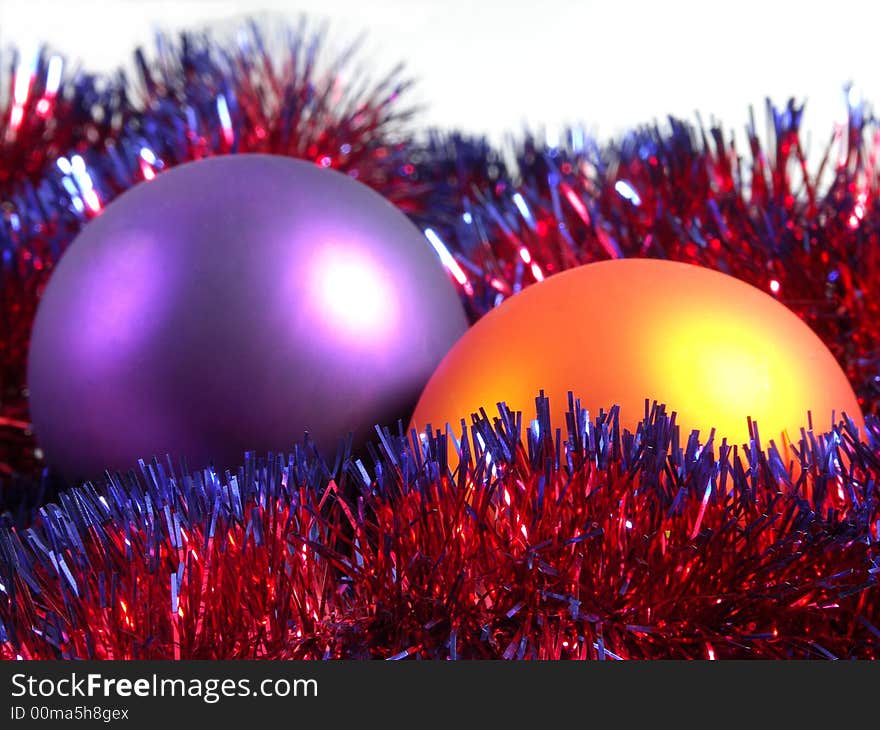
27,155,468,479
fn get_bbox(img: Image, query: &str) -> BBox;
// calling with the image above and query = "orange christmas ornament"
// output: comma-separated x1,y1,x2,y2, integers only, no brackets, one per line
410,259,863,447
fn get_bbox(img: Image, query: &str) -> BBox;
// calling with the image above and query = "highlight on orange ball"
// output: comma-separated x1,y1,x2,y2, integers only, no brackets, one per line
410,259,863,448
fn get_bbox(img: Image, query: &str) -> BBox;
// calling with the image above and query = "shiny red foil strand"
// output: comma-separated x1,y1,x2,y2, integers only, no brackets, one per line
2,399,878,659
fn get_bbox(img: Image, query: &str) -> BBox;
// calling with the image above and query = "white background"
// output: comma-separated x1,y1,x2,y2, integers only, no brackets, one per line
1,0,878,155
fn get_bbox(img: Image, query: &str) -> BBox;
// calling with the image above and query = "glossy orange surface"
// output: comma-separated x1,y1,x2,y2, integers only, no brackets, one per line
411,259,863,447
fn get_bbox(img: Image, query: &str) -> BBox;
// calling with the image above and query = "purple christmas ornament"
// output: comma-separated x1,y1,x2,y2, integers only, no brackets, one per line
27,154,468,479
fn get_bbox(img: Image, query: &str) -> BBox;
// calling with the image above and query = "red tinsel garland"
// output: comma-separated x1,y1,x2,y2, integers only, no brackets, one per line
2,400,878,660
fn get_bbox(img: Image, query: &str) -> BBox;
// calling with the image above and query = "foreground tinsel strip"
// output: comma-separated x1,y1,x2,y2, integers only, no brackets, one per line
1,395,878,659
